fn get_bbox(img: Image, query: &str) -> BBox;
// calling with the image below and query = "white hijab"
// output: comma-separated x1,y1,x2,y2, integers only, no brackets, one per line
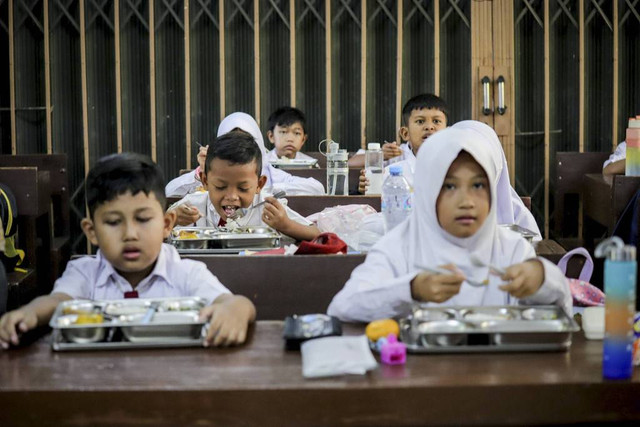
406,127,498,286
452,120,541,237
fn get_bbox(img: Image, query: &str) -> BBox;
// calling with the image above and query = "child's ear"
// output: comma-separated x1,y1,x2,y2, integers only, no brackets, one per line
256,175,268,193
302,133,308,145
163,210,177,237
80,218,99,246
398,126,409,142
267,130,275,144
201,169,209,186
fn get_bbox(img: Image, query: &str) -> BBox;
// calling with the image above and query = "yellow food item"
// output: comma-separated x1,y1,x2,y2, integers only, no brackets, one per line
62,307,92,316
365,318,400,342
178,230,198,239
75,313,104,324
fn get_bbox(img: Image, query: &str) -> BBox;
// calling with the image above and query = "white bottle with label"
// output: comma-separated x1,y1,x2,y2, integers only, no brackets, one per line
365,142,384,195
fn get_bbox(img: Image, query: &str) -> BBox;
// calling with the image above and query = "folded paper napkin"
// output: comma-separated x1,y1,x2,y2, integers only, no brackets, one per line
301,335,377,378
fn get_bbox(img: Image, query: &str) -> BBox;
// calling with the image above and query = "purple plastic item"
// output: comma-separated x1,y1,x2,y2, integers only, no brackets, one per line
380,334,406,365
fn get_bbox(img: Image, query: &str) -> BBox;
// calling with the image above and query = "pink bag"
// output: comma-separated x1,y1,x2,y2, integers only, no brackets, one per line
557,247,605,307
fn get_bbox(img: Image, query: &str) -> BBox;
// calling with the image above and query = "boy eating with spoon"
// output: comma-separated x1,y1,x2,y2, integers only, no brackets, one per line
169,131,321,241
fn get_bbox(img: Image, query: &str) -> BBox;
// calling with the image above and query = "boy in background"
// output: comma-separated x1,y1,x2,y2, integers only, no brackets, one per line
266,107,314,161
358,93,449,192
170,131,321,242
0,153,255,349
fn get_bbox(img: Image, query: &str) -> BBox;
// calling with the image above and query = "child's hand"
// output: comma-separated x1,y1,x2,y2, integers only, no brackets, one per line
382,141,402,160
200,295,255,347
0,309,38,349
262,197,289,231
358,169,369,194
410,264,465,303
174,204,202,226
499,259,545,298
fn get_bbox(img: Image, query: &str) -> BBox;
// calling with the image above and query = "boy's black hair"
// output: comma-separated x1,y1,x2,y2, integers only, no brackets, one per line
205,130,263,177
85,152,166,218
401,93,449,126
267,106,307,133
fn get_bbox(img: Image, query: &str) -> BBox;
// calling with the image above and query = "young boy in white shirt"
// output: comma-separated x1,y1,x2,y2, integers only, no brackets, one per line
357,93,449,190
266,107,314,161
0,153,255,349
170,131,321,242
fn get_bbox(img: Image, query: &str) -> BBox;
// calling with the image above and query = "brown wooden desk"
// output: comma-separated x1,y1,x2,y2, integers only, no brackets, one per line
184,254,366,320
1,322,638,426
583,173,640,234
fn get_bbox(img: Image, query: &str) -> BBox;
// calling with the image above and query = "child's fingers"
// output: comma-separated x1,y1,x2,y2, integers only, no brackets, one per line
499,276,526,297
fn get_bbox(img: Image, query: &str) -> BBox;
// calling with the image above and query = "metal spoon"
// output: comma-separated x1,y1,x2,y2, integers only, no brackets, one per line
416,264,489,288
227,190,286,220
469,254,507,276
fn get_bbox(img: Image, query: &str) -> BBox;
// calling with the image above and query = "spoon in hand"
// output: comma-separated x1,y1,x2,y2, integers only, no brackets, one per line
469,254,506,276
227,190,287,220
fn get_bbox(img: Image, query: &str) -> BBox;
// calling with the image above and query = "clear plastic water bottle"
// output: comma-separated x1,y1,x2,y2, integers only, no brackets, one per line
365,143,384,195
381,165,412,231
327,149,349,195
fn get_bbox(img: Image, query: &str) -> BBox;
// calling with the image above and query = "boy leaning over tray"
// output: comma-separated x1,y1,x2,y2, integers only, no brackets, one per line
0,152,255,349
169,130,321,242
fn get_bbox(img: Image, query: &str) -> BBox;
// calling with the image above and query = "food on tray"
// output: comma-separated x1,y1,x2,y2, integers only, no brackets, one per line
62,307,94,316
464,312,512,322
75,313,104,324
178,230,199,239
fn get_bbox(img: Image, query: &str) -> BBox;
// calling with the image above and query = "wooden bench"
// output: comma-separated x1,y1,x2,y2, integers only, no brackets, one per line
0,154,71,287
0,167,52,309
554,152,609,244
184,254,366,320
286,195,381,217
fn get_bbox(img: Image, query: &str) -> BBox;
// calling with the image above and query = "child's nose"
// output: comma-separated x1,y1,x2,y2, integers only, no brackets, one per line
223,190,240,201
123,221,139,239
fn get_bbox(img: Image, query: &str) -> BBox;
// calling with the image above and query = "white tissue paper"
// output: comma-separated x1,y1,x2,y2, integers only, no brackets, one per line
301,335,378,378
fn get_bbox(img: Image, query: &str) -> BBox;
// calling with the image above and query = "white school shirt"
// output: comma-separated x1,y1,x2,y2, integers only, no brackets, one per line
328,126,571,322
170,190,312,229
266,148,315,162
327,226,571,322
52,244,230,304
603,142,626,169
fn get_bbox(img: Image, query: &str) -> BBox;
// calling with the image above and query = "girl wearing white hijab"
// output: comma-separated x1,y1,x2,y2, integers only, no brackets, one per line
452,120,541,239
165,112,325,197
328,127,570,322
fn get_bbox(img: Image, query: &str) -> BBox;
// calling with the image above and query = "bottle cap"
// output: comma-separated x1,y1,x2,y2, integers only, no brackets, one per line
610,245,636,261
389,165,403,175
367,143,381,150
630,118,640,129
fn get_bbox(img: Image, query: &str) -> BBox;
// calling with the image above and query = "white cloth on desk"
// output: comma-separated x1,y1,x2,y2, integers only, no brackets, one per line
266,148,314,162
52,244,230,304
170,190,312,229
452,120,541,240
328,125,571,322
603,141,626,169
165,112,325,197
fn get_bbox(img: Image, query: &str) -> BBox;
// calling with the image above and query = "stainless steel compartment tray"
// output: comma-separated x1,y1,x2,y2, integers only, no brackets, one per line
170,226,281,253
49,297,208,351
399,305,579,353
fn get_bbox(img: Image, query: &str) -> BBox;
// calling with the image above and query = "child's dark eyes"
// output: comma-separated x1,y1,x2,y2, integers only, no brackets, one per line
473,181,488,189
214,186,226,191
136,217,152,223
104,219,120,226
442,183,456,191
239,187,251,193
415,119,424,125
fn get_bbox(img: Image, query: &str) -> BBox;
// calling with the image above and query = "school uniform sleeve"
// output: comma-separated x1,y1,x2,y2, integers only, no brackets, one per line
180,259,231,305
327,244,416,322
603,141,626,169
165,170,200,197
510,240,572,316
266,149,279,162
51,257,96,299
270,165,325,195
